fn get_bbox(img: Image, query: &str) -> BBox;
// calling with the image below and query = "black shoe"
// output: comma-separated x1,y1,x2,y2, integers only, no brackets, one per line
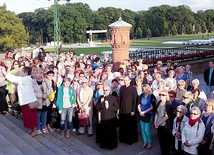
87,134,93,137
76,132,82,135
1,111,8,115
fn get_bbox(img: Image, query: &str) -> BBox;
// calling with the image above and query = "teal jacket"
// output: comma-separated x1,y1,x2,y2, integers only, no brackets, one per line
56,85,76,110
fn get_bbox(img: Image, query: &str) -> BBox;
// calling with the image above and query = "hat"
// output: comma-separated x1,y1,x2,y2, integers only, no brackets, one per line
168,90,176,97
157,61,163,66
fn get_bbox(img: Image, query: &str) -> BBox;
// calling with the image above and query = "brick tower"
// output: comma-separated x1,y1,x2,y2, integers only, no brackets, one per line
109,17,132,71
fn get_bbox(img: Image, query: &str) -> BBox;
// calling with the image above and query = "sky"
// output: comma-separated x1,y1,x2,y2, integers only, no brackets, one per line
0,0,214,14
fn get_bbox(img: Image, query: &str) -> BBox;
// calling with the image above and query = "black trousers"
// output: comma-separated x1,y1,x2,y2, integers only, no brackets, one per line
0,85,8,112
157,126,171,155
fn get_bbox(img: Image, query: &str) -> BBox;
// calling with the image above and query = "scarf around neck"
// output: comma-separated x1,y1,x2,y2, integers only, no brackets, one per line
188,117,200,127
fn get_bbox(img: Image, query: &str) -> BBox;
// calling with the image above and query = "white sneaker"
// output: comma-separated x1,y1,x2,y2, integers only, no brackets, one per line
72,128,76,132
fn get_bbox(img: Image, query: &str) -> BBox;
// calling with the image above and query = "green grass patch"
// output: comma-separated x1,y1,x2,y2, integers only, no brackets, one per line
47,47,112,56
46,33,214,56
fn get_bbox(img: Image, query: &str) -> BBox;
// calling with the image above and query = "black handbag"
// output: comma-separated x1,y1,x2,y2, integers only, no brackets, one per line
137,113,151,123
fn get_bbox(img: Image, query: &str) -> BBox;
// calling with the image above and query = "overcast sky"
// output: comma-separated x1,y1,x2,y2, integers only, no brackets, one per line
1,0,214,14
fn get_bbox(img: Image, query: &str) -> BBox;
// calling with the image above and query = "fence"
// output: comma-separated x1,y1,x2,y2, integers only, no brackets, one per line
129,44,214,67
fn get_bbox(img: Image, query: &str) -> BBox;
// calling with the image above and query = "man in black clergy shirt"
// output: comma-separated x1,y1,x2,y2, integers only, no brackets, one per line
118,75,138,145
96,85,119,150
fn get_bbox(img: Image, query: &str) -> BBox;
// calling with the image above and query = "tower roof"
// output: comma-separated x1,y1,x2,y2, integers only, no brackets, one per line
109,17,132,27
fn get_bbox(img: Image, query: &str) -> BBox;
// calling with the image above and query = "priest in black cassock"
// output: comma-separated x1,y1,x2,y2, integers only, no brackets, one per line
118,75,138,145
96,85,119,150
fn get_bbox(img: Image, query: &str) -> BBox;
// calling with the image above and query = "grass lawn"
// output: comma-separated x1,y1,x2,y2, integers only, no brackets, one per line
46,33,214,56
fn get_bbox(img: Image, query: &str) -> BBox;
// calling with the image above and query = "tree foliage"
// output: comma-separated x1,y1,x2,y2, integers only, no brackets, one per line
1,3,214,48
0,4,29,50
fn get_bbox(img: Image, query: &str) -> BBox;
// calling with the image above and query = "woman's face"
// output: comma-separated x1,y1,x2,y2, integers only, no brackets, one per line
158,82,164,89
178,83,185,90
204,103,213,112
169,72,174,78
64,80,71,88
142,88,149,94
190,110,200,120
13,62,19,69
136,80,142,85
176,108,184,118
193,82,199,89
35,71,43,80
182,95,190,104
193,91,199,99
47,74,54,81
159,92,167,101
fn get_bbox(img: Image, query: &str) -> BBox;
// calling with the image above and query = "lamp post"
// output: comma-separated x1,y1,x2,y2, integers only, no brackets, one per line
47,0,70,54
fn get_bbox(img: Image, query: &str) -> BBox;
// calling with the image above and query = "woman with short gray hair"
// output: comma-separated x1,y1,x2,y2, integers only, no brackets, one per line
172,105,189,155
182,107,205,155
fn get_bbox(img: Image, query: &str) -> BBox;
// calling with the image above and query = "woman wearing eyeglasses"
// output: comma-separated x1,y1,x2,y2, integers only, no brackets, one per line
154,90,175,155
172,105,189,155
198,99,214,155
182,92,196,118
182,107,205,155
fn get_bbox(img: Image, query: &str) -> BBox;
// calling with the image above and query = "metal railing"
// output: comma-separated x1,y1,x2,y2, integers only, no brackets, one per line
129,44,214,66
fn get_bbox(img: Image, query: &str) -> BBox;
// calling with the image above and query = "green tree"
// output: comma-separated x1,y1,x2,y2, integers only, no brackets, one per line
136,27,143,38
171,23,177,35
0,4,29,50
201,21,207,33
18,12,41,44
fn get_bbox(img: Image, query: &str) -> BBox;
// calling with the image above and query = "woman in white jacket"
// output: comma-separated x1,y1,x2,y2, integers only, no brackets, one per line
5,67,38,137
172,105,189,155
182,107,205,155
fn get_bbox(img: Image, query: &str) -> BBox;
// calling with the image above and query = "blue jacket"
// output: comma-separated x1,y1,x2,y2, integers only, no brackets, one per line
56,85,76,110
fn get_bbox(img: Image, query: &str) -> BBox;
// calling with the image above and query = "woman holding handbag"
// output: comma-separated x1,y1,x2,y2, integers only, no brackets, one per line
4,66,38,137
32,68,52,134
137,84,156,150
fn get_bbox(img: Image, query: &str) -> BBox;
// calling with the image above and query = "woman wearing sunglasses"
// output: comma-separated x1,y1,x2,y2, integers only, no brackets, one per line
172,105,189,155
182,107,205,155
154,90,175,155
182,92,194,118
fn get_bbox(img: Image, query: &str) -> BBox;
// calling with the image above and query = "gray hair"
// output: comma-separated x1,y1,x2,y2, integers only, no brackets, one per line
192,79,200,85
34,67,43,73
190,107,201,116
177,105,187,114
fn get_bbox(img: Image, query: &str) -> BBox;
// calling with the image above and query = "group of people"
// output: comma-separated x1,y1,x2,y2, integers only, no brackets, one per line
0,47,214,155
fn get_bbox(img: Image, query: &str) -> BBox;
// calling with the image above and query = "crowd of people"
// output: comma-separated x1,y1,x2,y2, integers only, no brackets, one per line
0,46,214,155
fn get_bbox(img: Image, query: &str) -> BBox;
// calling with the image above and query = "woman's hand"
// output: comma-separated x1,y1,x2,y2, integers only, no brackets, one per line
140,111,145,116
184,141,191,147
154,122,159,129
175,132,181,139
42,93,48,99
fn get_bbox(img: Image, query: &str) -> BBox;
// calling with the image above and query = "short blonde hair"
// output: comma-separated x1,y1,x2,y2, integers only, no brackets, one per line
159,90,169,101
142,84,152,94
177,80,186,87
168,70,175,75
205,99,214,111
192,79,200,85
184,92,194,101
